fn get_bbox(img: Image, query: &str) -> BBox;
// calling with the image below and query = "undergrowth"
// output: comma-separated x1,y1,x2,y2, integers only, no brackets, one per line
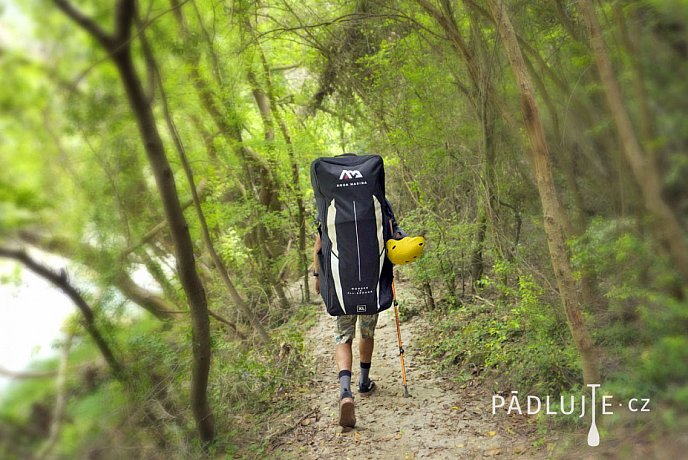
414,217,688,451
417,268,581,397
0,302,319,459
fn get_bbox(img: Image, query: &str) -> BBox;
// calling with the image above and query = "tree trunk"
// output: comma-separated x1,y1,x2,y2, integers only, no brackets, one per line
36,332,72,460
422,281,436,310
470,212,487,288
111,41,216,447
171,1,287,311
53,0,215,444
578,0,688,284
487,0,600,385
142,35,272,343
255,44,311,304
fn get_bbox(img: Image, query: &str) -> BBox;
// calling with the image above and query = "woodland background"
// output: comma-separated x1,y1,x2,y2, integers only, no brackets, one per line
1,0,687,458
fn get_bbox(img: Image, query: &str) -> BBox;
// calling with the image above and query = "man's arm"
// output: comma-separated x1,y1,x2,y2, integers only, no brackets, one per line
313,231,321,294
384,198,406,239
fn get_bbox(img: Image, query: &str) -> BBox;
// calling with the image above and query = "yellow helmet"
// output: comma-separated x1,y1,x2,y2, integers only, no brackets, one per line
386,236,426,265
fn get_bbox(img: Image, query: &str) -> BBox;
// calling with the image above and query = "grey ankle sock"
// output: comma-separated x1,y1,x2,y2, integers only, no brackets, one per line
339,370,352,399
360,362,371,387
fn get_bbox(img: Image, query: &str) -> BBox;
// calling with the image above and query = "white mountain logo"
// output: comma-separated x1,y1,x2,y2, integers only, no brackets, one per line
339,169,363,180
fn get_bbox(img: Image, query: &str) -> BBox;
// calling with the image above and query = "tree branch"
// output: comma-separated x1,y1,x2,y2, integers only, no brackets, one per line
18,230,176,320
0,367,59,379
0,246,125,379
53,0,113,48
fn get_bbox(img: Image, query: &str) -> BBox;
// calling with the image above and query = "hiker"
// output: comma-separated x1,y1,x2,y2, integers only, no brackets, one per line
310,153,406,428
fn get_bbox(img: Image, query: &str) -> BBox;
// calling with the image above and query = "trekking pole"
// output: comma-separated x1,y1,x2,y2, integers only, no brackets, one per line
392,279,410,398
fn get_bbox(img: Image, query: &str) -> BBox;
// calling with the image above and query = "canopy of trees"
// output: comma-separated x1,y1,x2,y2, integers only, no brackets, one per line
0,0,686,457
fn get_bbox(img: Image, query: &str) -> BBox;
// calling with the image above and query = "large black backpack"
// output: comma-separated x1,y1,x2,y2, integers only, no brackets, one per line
311,154,395,316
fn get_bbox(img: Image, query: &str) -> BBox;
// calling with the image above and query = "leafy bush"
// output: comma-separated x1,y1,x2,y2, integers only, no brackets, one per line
420,262,581,395
570,218,688,410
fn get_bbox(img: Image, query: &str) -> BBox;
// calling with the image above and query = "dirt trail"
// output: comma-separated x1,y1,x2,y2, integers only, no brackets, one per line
272,297,545,459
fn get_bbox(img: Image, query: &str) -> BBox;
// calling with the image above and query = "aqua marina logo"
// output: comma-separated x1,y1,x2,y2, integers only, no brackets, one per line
492,384,651,447
339,169,363,180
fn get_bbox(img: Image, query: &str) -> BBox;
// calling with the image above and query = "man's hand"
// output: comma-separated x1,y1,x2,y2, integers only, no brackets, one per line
314,276,320,295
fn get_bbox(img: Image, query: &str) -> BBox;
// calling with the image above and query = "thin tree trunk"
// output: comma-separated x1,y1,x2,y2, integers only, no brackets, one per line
53,0,215,444
255,44,311,304
487,0,600,385
171,1,287,311
141,32,272,344
36,333,73,460
470,212,487,288
472,86,499,285
422,281,436,310
578,0,688,284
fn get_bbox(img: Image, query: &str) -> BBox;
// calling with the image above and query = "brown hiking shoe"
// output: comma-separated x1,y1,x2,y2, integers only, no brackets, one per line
339,396,356,427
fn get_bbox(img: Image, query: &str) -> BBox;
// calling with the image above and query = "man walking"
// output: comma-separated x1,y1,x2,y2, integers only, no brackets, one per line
310,153,404,428
313,233,378,428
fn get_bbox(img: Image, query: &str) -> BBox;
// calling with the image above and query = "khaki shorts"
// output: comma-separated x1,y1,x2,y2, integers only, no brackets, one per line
334,314,379,345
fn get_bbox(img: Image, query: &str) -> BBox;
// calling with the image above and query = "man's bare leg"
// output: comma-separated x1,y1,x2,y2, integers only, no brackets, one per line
336,339,373,374
360,338,374,363
336,341,353,372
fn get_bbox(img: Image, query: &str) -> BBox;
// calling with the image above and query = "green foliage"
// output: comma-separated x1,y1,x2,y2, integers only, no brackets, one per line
421,262,581,395
570,218,688,410
204,305,316,457
54,381,128,458
400,207,479,307
211,305,315,411
1,0,687,455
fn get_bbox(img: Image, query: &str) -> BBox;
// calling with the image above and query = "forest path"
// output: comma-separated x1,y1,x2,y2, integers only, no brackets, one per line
272,289,544,459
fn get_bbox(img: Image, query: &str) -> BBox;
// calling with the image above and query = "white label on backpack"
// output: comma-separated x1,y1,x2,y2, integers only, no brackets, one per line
339,169,363,180
357,305,367,312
